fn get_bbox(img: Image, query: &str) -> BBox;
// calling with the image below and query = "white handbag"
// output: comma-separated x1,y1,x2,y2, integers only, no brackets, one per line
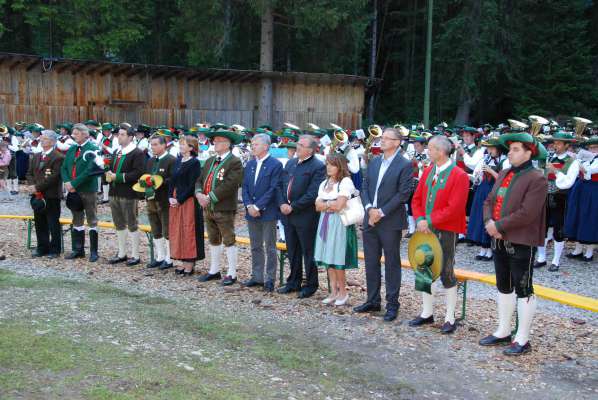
339,190,365,226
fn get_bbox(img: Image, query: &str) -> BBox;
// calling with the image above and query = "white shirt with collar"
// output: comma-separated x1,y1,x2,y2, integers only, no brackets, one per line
433,159,453,180
553,152,580,190
254,153,270,184
366,149,399,210
463,144,484,171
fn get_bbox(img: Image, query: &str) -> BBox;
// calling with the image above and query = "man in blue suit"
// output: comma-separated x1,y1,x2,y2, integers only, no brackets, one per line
242,133,283,292
277,135,326,298
353,127,413,322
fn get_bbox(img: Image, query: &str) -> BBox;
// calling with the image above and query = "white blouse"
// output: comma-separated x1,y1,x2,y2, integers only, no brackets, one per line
317,177,356,201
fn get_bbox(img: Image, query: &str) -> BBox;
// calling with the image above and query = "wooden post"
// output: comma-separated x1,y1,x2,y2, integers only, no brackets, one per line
258,2,274,126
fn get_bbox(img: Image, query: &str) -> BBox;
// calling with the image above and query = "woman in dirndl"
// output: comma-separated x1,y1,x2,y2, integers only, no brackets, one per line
466,136,507,261
168,136,205,275
314,154,359,306
564,137,598,261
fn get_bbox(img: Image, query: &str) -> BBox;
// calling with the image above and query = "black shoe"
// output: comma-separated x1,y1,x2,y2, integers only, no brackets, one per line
582,255,593,262
182,269,195,277
108,256,128,265
479,334,512,346
353,302,381,313
100,199,110,204
440,321,456,334
264,281,274,292
242,279,263,288
159,261,173,270
32,249,48,257
146,260,163,268
197,272,221,282
408,315,434,327
126,258,140,266
483,255,493,261
383,309,398,322
222,275,237,286
548,263,560,272
533,261,546,269
277,284,300,294
47,253,60,259
175,268,184,275
0,255,5,261
566,252,583,259
503,342,531,356
475,255,485,261
457,237,466,244
64,251,84,260
88,253,99,263
298,287,317,299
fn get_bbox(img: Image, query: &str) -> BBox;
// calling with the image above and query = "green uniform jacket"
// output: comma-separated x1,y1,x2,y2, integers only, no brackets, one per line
195,154,243,212
60,140,100,193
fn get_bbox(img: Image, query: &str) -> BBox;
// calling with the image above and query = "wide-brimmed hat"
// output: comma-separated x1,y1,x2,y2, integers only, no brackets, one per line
551,131,577,143
408,232,443,294
133,174,164,194
206,128,244,145
499,132,547,160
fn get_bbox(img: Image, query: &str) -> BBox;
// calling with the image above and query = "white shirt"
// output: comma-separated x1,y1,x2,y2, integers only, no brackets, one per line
553,152,580,190
254,153,270,184
434,159,453,180
136,137,149,152
368,149,399,209
56,136,76,152
581,156,598,180
463,144,485,171
317,177,356,202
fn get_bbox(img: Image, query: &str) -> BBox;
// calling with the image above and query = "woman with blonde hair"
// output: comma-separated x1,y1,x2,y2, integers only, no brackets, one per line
314,153,359,306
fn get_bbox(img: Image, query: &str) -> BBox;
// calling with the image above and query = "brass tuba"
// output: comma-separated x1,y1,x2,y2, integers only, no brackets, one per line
573,117,592,139
366,124,382,155
507,119,529,131
330,123,348,153
528,115,549,136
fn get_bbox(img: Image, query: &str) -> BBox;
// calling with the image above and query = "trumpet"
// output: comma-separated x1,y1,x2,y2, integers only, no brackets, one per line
573,117,592,139
529,115,549,136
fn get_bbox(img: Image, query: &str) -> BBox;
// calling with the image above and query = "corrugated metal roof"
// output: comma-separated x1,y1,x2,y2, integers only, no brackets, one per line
0,52,376,86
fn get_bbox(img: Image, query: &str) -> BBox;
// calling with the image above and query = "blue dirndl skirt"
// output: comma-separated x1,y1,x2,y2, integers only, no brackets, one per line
466,178,494,246
565,179,598,244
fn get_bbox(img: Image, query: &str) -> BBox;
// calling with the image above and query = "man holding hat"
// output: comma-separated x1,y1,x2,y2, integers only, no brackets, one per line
105,123,146,266
409,135,469,333
534,131,579,271
480,132,548,355
143,134,176,269
61,123,101,262
26,130,64,258
195,128,244,285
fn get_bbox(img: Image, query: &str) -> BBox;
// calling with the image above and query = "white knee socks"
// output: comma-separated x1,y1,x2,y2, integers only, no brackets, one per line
209,245,223,274
153,237,164,262
552,240,564,266
226,245,238,278
572,242,583,256
116,230,127,258
164,239,172,263
585,245,594,258
130,230,139,259
421,291,434,318
536,246,546,263
102,184,110,201
493,292,516,338
514,296,537,346
445,286,458,324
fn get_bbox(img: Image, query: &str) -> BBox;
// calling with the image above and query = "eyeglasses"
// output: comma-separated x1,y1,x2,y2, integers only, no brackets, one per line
380,136,400,141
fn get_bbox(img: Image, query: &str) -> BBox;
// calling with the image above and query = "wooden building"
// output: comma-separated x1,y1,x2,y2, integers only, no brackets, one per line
0,52,369,130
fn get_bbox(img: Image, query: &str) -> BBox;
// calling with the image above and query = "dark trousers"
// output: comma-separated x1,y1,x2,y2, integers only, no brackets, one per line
547,192,567,241
492,239,535,298
33,198,62,254
363,226,402,310
284,220,319,290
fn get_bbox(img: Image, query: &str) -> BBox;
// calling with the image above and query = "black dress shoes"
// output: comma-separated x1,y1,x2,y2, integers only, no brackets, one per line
32,249,47,258
408,315,434,327
264,281,274,292
582,255,593,262
242,279,263,288
222,275,237,286
276,284,300,294
126,258,140,266
440,321,456,334
503,341,531,356
383,309,398,322
298,287,317,298
533,261,546,269
548,263,560,272
479,334,512,346
64,251,85,260
159,261,173,270
197,272,221,282
146,260,163,268
566,252,583,259
108,255,128,265
47,253,60,259
353,302,381,313
182,269,194,277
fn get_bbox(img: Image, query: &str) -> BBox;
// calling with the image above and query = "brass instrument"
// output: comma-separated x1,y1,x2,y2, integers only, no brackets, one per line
365,124,382,157
507,119,529,131
528,115,549,136
573,117,592,140
330,123,348,153
394,124,410,139
231,124,245,133
283,122,302,131
307,123,320,131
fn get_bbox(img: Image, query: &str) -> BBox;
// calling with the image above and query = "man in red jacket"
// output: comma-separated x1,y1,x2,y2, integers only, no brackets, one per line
410,135,470,334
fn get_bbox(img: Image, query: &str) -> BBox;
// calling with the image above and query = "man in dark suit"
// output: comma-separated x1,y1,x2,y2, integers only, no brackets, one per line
27,130,64,258
277,135,326,298
242,133,283,292
354,127,413,321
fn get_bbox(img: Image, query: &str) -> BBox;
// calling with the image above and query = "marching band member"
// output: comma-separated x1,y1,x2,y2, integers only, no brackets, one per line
56,123,76,154
466,136,507,261
134,125,150,156
480,132,547,355
534,131,579,271
97,123,118,204
410,135,469,333
564,136,598,261
405,135,429,237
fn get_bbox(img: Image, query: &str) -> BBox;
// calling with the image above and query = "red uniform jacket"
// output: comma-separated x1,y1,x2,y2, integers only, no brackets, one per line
411,162,470,234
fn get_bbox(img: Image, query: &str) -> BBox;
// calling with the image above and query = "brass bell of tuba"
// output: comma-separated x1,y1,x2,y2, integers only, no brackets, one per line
365,124,382,155
573,117,592,139
528,115,549,136
507,119,529,131
330,123,348,152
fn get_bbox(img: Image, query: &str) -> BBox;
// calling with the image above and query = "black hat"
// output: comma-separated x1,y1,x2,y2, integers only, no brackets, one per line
66,192,85,212
30,195,46,213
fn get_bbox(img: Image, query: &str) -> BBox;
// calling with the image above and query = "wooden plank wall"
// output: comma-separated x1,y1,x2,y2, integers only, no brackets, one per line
0,63,365,130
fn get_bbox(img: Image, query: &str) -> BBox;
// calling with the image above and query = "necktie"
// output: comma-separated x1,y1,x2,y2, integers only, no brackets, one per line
287,176,294,202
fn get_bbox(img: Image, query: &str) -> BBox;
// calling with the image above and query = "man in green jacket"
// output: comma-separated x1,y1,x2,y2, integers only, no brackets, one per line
60,123,100,262
195,128,243,286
